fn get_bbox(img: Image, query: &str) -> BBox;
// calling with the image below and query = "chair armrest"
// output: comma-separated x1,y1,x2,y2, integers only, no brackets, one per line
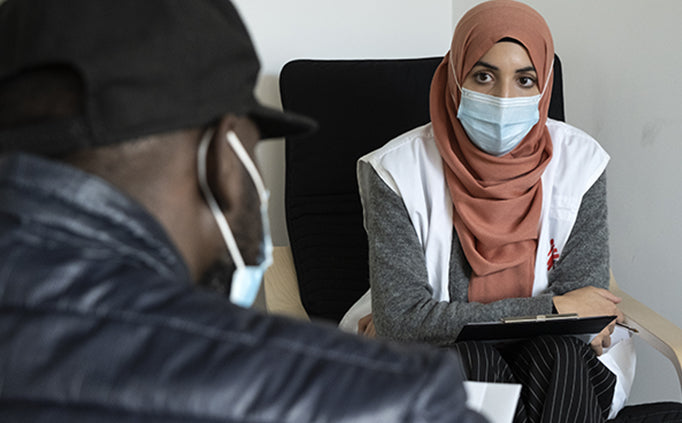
610,271,682,393
263,246,310,321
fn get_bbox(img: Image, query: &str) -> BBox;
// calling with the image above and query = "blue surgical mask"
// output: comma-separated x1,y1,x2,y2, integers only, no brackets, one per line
457,89,541,156
197,129,273,308
453,62,553,156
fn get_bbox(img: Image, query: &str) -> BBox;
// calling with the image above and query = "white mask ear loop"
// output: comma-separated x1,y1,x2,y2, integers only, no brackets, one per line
225,130,273,269
449,52,463,93
197,128,245,270
225,131,270,207
540,60,554,98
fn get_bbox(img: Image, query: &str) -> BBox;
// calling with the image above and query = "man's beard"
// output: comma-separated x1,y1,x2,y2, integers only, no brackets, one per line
197,172,262,298
197,258,236,297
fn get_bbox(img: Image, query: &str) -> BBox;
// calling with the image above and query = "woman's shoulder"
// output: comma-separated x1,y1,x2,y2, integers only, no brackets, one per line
544,119,610,196
546,119,599,145
358,123,444,197
546,118,608,160
359,123,435,164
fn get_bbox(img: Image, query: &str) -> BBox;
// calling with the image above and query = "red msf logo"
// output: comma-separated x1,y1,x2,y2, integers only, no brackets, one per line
547,239,559,271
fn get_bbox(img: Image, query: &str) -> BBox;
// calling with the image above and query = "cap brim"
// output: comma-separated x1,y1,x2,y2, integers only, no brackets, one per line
248,104,317,140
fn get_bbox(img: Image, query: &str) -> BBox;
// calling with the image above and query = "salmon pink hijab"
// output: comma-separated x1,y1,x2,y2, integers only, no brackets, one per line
429,0,554,303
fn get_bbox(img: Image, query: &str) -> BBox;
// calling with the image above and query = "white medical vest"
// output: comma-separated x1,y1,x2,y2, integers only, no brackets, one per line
341,120,634,416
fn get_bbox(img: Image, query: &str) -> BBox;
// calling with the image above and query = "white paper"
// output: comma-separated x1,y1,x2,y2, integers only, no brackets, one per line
338,288,371,333
598,327,636,419
464,381,521,423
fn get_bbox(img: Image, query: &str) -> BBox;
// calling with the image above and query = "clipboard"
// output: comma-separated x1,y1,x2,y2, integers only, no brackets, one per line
455,314,617,343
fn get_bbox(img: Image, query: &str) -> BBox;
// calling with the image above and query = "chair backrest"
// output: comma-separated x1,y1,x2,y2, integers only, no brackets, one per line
279,55,565,323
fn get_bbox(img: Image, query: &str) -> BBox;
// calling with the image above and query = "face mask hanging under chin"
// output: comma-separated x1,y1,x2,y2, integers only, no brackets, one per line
197,128,273,308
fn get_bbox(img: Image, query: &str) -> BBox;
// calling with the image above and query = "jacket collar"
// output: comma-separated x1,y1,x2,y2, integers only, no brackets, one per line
0,153,191,283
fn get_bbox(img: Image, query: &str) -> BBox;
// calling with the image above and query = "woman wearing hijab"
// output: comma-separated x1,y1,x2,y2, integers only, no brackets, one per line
345,1,636,421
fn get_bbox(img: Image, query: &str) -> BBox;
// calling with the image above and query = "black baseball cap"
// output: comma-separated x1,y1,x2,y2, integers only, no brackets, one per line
0,0,316,155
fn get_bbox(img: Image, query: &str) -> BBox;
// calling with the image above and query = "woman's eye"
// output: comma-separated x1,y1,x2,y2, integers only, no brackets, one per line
518,76,537,88
474,72,492,84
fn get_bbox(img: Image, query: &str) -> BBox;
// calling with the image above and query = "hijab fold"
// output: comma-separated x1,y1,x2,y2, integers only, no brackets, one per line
429,0,555,303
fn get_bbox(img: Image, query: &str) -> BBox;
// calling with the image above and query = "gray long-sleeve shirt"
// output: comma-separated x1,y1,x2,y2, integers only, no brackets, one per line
359,161,609,346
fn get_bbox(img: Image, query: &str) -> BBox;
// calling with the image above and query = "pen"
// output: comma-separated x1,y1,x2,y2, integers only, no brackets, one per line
616,322,639,333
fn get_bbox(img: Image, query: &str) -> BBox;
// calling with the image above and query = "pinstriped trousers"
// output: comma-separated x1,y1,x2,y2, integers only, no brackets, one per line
453,335,616,423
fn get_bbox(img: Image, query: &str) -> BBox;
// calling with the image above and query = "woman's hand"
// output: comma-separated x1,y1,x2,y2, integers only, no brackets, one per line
358,313,376,338
554,286,623,356
553,286,624,322
590,319,616,356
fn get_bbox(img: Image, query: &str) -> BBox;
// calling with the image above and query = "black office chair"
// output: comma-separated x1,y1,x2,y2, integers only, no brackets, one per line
278,56,564,324
268,56,682,422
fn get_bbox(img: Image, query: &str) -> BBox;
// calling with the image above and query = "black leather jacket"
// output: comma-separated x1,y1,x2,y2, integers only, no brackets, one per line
0,154,485,423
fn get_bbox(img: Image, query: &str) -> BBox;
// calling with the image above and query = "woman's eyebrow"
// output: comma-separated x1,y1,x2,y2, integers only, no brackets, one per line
472,62,536,74
473,60,498,71
516,66,536,73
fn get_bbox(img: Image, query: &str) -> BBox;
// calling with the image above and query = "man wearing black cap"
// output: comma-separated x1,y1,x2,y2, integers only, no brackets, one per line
0,1,483,422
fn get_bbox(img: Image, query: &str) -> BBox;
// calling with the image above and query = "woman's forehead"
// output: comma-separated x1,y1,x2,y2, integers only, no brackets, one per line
472,41,536,71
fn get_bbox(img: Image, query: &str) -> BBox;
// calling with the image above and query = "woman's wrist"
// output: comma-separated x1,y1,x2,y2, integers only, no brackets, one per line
552,295,563,314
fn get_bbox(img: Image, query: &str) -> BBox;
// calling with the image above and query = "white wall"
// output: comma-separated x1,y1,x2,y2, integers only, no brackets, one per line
234,0,682,406
503,0,682,405
232,0,454,245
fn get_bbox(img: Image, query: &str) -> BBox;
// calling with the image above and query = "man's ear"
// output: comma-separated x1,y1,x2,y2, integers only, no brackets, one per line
202,113,263,265
205,114,244,219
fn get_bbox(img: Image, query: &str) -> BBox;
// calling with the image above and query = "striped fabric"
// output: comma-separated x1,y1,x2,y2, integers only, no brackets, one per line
453,336,616,423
